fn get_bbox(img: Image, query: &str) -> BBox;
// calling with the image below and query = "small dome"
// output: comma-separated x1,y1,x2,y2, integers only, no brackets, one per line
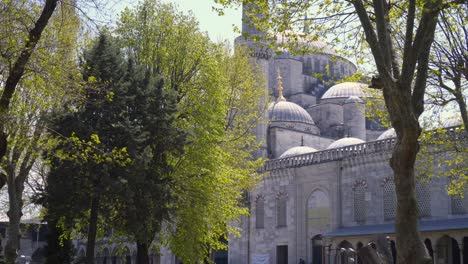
322,82,371,100
442,116,462,128
344,96,364,104
326,137,365,149
377,128,396,140
280,146,318,158
269,101,315,124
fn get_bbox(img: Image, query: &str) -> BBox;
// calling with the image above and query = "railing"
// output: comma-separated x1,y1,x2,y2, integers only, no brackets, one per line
264,125,465,171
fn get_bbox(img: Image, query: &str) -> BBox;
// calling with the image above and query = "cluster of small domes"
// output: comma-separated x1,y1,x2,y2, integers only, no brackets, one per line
272,80,375,158
269,82,370,127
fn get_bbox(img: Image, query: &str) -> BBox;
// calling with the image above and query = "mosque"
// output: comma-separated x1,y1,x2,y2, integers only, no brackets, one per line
2,4,468,264
227,4,468,264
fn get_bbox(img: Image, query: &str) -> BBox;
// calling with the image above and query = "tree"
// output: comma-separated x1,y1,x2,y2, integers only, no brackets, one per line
42,31,131,264
108,61,186,264
43,30,187,264
427,6,468,130
41,156,87,264
214,0,465,263
0,0,59,168
0,1,80,262
116,1,266,261
417,4,468,196
167,46,266,262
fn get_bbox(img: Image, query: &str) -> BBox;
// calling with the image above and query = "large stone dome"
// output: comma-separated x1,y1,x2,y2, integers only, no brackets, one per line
326,137,365,149
269,101,315,124
280,146,318,158
322,82,371,100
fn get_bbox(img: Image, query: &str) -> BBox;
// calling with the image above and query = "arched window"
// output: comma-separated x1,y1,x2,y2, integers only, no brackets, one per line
102,248,110,264
148,249,161,264
255,195,265,229
312,235,324,264
307,190,330,229
416,181,431,217
382,177,396,220
111,250,117,264
353,179,367,223
121,247,131,264
437,235,461,264
338,240,354,264
276,191,288,227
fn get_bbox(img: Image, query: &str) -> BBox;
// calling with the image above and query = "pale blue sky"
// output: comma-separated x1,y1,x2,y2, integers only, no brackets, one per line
168,0,242,42
106,0,242,42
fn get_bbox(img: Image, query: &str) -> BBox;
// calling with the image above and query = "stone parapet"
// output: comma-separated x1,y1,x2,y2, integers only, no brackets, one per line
264,126,465,171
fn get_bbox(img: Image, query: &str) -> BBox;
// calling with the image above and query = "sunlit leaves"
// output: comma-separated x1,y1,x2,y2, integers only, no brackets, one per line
55,133,131,167
116,1,265,261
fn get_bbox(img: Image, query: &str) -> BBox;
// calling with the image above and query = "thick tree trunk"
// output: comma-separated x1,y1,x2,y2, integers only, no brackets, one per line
137,241,150,264
5,179,24,264
389,97,431,264
392,138,430,264
85,194,100,264
0,3,60,257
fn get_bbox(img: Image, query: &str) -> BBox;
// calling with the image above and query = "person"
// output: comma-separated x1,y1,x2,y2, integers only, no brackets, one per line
299,258,306,264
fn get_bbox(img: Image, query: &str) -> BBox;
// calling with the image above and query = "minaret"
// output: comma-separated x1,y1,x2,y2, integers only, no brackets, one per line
241,2,263,36
229,4,272,264
234,2,272,160
235,1,271,60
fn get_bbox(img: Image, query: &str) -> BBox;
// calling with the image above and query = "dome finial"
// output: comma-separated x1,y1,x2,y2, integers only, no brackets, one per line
277,68,286,102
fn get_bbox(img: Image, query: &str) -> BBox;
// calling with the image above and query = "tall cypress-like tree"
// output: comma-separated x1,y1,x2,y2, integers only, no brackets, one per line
110,60,186,264
42,31,128,264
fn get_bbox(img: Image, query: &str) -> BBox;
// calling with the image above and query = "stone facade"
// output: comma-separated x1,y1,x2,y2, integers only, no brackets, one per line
228,4,468,264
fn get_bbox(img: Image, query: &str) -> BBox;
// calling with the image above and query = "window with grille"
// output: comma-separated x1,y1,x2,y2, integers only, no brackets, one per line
353,180,367,223
256,195,265,228
277,192,287,227
416,182,431,217
314,60,320,72
451,195,467,214
383,178,396,220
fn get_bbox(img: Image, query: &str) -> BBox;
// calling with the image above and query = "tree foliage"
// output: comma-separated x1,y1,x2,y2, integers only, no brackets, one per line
116,1,266,261
214,0,466,263
0,1,80,262
42,31,135,264
106,58,186,264
413,5,468,200
426,6,468,126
